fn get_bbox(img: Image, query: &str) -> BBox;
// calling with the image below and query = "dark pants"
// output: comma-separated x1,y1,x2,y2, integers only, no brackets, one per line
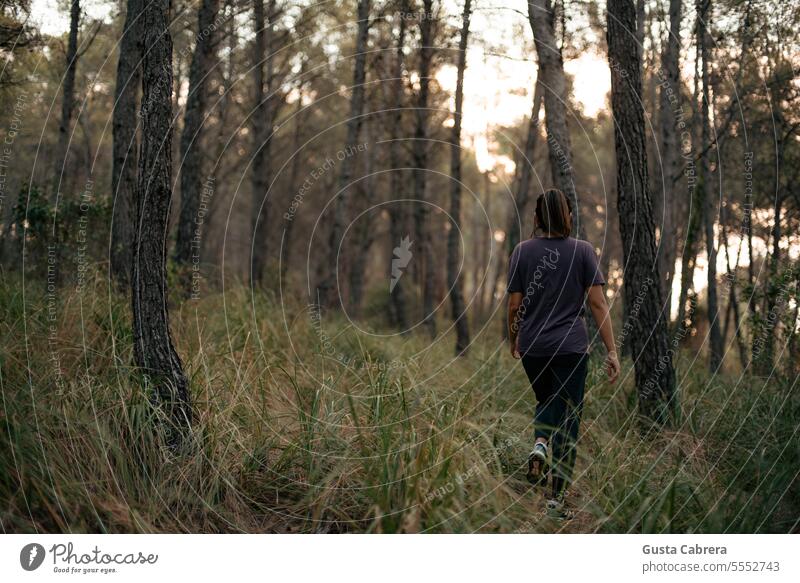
521,352,588,499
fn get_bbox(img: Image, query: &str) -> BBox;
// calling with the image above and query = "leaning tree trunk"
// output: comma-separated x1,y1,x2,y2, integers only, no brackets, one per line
387,0,409,330
133,0,191,441
657,0,682,302
527,0,581,235
499,68,543,340
607,0,676,426
317,0,370,309
698,0,723,371
413,0,437,338
174,0,220,294
110,0,143,288
507,69,543,254
250,0,276,287
281,79,305,287
446,0,472,356
50,0,80,203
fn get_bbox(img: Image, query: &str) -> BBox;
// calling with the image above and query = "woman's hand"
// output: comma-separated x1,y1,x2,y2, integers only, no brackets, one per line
510,341,521,359
605,351,620,383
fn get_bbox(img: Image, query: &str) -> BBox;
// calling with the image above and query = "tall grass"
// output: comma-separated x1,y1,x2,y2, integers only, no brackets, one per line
1,272,797,533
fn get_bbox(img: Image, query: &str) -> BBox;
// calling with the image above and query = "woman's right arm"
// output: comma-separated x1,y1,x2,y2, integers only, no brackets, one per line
587,285,620,383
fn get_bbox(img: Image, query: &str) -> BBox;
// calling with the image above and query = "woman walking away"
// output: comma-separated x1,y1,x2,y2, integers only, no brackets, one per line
507,189,619,521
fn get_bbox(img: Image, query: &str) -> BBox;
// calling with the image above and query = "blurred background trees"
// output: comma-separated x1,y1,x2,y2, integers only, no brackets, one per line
0,0,798,388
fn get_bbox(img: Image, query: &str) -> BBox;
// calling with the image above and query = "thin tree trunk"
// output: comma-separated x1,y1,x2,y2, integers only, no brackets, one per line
499,68,544,340
508,70,543,254
527,0,581,235
721,211,748,367
607,0,676,426
387,1,409,330
281,82,305,287
348,113,376,317
250,0,276,287
412,0,436,337
657,0,682,303
110,0,143,289
636,0,645,60
698,0,723,370
446,0,472,355
132,0,191,442
50,0,80,203
174,0,220,296
675,9,705,337
318,0,370,309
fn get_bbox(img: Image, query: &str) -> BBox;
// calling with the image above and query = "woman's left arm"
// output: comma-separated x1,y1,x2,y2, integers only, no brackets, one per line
587,285,620,383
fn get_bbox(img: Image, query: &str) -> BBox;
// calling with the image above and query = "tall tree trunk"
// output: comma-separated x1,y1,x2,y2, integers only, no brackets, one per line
499,68,544,340
446,0,472,355
348,113,376,317
250,0,276,287
110,0,143,288
508,69,544,254
607,0,676,426
174,0,220,294
697,0,723,370
657,0,682,303
412,0,437,337
675,187,701,333
132,0,191,441
281,81,305,288
50,0,80,203
387,1,409,331
527,0,581,235
675,9,705,338
721,208,748,367
317,0,370,309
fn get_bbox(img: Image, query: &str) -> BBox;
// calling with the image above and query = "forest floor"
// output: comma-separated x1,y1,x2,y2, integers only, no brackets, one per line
1,272,798,533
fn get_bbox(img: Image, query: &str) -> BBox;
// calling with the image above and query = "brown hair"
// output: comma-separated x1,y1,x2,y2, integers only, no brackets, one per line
533,188,573,238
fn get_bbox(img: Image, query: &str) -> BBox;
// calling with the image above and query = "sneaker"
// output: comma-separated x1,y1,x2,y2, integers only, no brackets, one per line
526,442,549,486
546,497,574,521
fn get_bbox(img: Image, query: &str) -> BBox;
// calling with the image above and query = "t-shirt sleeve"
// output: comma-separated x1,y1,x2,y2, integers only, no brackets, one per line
583,242,606,287
507,244,524,293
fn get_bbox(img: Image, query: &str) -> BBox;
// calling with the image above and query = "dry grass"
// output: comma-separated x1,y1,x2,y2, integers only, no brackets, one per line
1,271,797,533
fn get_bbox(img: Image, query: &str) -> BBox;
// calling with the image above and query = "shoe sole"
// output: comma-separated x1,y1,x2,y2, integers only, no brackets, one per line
526,451,548,486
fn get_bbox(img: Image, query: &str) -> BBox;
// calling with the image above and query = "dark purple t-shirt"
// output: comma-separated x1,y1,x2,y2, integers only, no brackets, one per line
507,236,605,356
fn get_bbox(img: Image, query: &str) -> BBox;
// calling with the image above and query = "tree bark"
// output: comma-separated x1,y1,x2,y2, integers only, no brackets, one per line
446,0,472,355
387,1,409,330
348,113,377,317
132,0,191,441
281,79,305,287
110,0,143,289
508,69,544,255
50,0,81,203
607,0,676,426
657,0,682,303
697,0,723,371
174,0,220,294
527,0,581,235
499,68,544,340
413,0,437,338
317,0,370,309
674,185,701,333
250,0,276,287
675,14,707,338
